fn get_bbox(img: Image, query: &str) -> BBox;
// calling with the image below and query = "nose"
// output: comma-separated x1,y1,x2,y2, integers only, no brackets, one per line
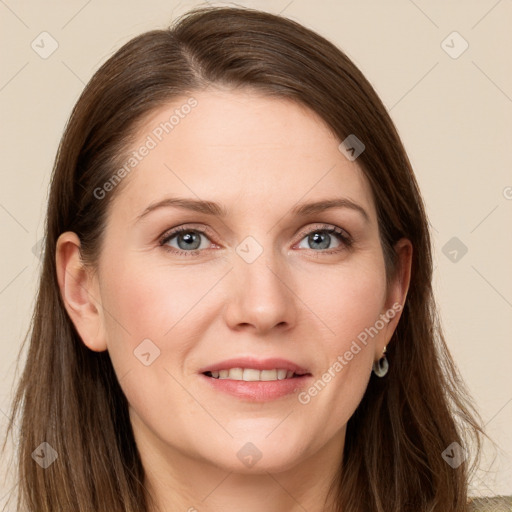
223,247,298,335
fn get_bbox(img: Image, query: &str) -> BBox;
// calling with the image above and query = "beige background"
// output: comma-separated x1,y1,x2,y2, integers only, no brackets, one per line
1,0,511,505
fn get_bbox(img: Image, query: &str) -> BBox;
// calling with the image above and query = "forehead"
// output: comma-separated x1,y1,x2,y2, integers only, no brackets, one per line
110,88,376,222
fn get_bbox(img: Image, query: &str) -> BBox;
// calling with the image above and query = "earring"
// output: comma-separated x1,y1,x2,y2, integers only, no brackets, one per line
372,346,389,377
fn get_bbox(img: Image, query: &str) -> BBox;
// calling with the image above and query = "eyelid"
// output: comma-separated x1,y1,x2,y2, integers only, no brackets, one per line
158,224,218,253
294,223,352,245
159,223,215,241
159,222,353,256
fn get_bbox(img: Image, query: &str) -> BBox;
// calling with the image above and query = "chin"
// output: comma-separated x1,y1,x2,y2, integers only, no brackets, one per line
202,437,309,475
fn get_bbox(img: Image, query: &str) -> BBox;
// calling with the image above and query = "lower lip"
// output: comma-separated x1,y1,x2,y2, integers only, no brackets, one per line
199,373,312,401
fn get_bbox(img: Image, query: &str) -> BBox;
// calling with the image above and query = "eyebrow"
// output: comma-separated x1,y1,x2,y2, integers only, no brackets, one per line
136,196,370,223
291,198,369,222
136,197,226,222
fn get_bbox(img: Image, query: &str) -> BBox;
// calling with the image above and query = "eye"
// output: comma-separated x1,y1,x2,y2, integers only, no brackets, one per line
159,223,352,257
160,226,213,255
296,225,352,253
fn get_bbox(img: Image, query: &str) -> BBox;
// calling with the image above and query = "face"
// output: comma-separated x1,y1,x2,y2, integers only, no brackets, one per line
60,88,408,478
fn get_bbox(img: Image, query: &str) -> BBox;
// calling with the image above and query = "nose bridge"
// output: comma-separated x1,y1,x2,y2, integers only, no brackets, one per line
224,235,296,332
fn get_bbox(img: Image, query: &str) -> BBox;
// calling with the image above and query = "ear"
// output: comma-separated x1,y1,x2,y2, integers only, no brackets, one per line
377,238,413,354
55,231,108,352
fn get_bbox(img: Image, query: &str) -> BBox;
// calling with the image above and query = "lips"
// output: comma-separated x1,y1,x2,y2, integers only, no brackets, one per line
198,357,313,401
205,368,297,381
199,357,310,376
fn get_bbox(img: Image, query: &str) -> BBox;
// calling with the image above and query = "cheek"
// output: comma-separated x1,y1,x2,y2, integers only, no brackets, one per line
96,259,211,436
98,256,226,381
100,258,218,339
298,256,388,350
292,257,388,419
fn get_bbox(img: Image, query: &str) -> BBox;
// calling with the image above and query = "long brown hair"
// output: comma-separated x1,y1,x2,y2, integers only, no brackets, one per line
2,6,485,511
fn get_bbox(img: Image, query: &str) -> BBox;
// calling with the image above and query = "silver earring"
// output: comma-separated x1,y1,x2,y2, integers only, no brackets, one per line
372,346,389,377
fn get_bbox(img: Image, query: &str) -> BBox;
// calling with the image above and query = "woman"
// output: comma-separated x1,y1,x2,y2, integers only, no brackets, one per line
2,6,486,511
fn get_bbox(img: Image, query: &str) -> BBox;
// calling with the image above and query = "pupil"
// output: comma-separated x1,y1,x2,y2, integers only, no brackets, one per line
309,232,330,250
178,232,201,250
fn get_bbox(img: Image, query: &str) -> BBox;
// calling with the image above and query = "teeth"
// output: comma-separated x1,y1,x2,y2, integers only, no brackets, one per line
260,369,277,381
243,369,261,381
208,368,299,381
227,368,242,380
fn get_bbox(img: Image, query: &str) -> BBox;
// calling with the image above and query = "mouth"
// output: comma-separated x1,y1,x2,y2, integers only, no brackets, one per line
198,357,313,401
203,368,310,381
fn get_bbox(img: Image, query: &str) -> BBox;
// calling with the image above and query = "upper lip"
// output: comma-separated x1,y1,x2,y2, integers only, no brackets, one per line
199,357,310,375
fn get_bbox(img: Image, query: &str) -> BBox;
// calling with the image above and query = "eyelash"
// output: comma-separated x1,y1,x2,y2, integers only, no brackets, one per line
159,224,353,257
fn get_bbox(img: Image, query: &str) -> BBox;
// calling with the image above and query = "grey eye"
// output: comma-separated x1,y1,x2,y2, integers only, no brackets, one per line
298,231,341,251
165,230,210,251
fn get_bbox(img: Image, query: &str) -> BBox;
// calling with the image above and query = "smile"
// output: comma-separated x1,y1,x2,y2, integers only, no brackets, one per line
203,368,301,381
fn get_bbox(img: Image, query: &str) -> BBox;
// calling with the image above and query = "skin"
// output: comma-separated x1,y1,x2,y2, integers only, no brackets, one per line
56,88,412,512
